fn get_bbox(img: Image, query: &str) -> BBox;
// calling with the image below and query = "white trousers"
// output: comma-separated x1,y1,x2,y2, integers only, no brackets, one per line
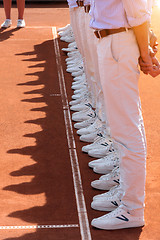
97,30,147,214
85,13,107,122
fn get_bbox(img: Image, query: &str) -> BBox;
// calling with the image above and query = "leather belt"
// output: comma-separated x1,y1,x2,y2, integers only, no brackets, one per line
94,27,131,39
76,1,84,7
84,5,90,13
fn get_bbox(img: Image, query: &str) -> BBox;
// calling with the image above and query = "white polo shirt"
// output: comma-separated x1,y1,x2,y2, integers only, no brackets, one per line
90,0,152,29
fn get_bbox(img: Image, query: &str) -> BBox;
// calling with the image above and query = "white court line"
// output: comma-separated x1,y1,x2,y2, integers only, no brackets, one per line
0,224,79,230
52,27,92,240
1,26,52,29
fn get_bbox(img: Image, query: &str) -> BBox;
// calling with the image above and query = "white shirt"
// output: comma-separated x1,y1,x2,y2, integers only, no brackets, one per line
84,0,91,6
90,0,152,29
67,0,78,8
67,0,90,8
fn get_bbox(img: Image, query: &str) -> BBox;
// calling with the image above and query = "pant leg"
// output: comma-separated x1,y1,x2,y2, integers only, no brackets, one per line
97,30,146,214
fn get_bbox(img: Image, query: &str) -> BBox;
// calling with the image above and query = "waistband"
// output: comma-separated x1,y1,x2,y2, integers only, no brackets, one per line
84,5,90,13
76,1,84,7
94,28,131,39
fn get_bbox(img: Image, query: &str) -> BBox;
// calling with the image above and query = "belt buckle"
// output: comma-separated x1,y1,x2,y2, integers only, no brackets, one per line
94,30,101,39
97,30,101,39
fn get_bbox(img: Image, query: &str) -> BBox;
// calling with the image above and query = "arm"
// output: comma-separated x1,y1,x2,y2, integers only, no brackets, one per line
133,21,152,71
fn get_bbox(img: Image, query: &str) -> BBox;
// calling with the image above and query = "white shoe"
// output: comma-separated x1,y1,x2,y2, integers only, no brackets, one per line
72,108,96,122
67,65,84,73
91,206,144,230
69,92,91,105
89,150,119,168
91,166,120,190
73,87,88,95
82,136,112,153
66,54,81,61
68,41,76,48
91,192,122,211
67,49,79,57
73,73,86,81
1,19,12,28
88,145,114,158
60,35,75,43
58,28,73,37
71,82,87,91
79,125,109,143
93,158,119,174
17,19,25,28
57,24,71,33
93,185,121,201
72,89,89,100
62,46,78,52
70,102,92,112
74,116,97,129
72,71,84,78
77,118,102,136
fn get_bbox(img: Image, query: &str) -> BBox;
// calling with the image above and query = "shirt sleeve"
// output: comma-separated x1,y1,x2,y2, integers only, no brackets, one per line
122,0,152,27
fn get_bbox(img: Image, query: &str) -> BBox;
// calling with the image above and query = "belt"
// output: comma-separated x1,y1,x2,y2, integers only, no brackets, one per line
76,1,84,7
94,27,131,39
84,5,90,13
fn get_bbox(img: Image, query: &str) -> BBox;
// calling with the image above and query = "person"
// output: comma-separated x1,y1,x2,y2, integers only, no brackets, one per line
1,0,25,28
88,0,160,230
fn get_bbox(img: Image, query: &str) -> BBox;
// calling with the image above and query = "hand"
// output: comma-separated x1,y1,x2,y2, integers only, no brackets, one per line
149,65,160,78
139,54,160,77
149,30,158,56
139,54,153,74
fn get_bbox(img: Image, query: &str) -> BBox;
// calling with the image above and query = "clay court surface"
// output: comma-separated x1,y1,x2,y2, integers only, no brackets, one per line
0,2,159,240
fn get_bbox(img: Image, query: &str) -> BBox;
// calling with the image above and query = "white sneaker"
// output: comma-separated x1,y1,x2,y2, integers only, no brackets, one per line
69,94,91,106
1,19,12,28
66,58,82,66
74,116,97,129
67,65,84,73
91,192,122,211
72,108,96,122
60,35,75,43
72,70,84,77
17,19,25,28
68,41,76,48
82,136,112,153
73,87,88,95
91,166,120,190
77,118,102,136
67,49,79,57
93,185,121,201
71,83,87,91
73,73,86,81
93,158,119,174
62,46,78,52
70,102,92,112
79,125,109,143
89,150,119,168
58,28,73,37
57,24,71,33
88,145,114,158
91,206,144,230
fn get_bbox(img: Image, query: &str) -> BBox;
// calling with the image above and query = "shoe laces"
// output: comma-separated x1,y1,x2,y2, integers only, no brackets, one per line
100,166,119,180
101,207,127,219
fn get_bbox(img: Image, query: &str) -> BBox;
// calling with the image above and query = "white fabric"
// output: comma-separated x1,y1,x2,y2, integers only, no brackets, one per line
90,0,152,29
85,14,107,122
84,0,91,5
67,0,78,8
97,30,146,214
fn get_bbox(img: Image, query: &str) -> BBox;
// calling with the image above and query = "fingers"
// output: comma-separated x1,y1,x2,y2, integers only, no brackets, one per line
139,57,152,74
152,56,160,67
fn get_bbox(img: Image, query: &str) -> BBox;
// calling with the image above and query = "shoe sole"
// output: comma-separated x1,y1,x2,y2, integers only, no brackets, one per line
92,221,145,230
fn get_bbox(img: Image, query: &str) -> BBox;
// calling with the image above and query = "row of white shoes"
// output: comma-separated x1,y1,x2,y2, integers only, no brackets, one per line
1,19,25,28
58,24,144,230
